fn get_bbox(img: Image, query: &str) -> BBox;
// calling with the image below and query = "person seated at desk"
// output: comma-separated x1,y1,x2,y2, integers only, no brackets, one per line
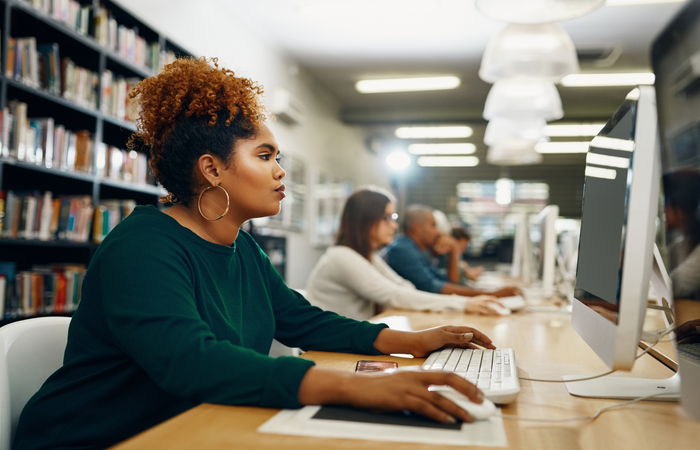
13,57,493,450
385,204,520,299
433,226,484,285
305,188,503,320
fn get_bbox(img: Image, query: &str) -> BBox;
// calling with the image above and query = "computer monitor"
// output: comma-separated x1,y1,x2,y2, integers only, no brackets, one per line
536,205,558,298
565,86,680,400
652,0,700,421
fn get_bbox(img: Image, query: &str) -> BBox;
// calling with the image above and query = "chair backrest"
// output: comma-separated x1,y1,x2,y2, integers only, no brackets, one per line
0,317,71,450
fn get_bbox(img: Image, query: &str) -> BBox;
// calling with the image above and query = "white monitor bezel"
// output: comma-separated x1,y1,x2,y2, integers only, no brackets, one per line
571,86,661,371
537,205,559,297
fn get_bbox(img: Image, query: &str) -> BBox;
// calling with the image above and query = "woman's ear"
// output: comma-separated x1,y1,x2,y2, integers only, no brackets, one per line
197,154,220,187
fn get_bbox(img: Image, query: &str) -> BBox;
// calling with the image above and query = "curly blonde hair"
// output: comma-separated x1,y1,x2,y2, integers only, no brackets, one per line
128,57,266,204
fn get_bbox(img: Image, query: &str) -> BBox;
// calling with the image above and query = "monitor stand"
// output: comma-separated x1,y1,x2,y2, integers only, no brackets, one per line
564,245,680,401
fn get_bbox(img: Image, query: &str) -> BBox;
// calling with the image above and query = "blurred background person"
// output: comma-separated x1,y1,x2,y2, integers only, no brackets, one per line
385,205,520,299
304,188,505,320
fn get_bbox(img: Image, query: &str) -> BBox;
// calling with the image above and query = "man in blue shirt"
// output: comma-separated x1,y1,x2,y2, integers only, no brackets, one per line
385,205,520,298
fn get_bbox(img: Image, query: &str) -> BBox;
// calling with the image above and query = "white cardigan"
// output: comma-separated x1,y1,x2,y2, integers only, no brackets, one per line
305,245,468,321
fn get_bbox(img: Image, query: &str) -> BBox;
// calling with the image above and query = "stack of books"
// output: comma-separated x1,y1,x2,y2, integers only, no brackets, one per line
92,199,136,243
100,70,141,122
22,0,93,36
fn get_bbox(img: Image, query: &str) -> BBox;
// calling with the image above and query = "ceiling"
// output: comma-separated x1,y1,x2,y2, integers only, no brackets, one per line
222,0,686,130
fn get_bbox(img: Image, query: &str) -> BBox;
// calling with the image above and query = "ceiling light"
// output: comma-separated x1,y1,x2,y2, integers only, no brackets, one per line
476,0,605,24
484,117,546,146
487,141,543,166
585,166,617,180
606,0,685,5
535,141,591,153
543,123,605,137
560,72,655,86
407,143,477,155
356,76,461,94
590,136,635,151
586,152,630,168
386,151,411,170
395,125,473,139
479,23,579,83
417,156,480,167
483,79,563,121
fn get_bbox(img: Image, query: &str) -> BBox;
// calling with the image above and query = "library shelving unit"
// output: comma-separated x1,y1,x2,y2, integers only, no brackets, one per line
0,0,192,324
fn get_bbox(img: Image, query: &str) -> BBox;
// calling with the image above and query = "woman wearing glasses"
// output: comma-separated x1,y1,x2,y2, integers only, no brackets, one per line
306,187,503,320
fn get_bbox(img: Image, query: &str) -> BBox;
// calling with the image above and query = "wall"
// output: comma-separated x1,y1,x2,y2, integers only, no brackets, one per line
115,0,392,288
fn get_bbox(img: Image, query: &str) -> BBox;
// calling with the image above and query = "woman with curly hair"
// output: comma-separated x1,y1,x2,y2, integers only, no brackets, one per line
13,57,494,450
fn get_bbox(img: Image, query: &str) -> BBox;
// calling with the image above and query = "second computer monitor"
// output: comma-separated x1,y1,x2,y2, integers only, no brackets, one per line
537,205,559,297
572,86,661,372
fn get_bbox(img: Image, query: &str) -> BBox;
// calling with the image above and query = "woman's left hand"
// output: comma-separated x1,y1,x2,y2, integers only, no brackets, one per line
374,326,496,358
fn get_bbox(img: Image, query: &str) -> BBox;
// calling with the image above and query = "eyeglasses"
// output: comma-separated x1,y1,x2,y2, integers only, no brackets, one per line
382,213,399,223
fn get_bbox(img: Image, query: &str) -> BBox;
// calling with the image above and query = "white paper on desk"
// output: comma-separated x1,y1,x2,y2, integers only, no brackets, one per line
257,405,508,447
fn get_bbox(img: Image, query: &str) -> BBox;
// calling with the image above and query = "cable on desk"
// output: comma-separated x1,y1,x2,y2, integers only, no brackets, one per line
497,391,680,423
519,329,670,383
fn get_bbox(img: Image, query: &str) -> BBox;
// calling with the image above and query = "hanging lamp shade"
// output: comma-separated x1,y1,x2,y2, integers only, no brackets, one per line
484,116,546,147
483,79,563,121
487,140,543,166
479,23,579,83
476,0,605,24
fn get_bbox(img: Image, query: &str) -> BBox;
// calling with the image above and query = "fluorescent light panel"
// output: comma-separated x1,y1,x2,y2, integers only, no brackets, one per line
543,123,605,137
356,76,461,94
607,0,685,5
586,152,630,168
561,72,655,87
585,166,617,180
535,141,591,153
395,125,473,139
590,136,635,152
417,156,479,167
407,143,476,155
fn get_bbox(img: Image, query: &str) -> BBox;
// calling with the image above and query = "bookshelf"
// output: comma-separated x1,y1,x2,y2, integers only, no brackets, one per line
0,0,193,324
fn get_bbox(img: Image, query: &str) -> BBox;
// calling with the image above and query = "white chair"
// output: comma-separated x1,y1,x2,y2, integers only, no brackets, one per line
0,317,71,450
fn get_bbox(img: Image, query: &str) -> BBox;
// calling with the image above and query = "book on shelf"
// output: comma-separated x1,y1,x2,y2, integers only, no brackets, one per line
100,69,141,121
97,145,151,184
0,261,86,320
1,191,94,243
93,199,136,243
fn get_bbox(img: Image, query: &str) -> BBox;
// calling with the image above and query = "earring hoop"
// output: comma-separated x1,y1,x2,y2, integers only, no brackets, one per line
197,185,230,221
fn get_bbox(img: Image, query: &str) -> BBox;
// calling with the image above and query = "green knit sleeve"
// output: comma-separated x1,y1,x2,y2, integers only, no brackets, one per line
97,225,314,409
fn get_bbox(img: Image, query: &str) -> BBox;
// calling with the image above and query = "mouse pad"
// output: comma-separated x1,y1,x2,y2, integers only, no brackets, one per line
311,405,462,430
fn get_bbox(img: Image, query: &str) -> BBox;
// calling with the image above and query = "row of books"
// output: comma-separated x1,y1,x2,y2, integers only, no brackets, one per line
1,192,94,243
100,70,140,122
22,0,93,36
0,190,138,244
7,37,100,110
93,199,136,243
0,261,86,320
96,145,152,185
0,99,157,185
23,0,180,74
1,101,94,173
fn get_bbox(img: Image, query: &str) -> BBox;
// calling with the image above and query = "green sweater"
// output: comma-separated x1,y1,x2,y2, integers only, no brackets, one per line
14,206,387,450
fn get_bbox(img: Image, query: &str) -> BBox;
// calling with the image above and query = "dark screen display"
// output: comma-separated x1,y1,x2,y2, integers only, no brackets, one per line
574,102,636,318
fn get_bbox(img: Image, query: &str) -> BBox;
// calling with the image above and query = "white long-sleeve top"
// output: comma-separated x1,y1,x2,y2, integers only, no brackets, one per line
305,245,468,321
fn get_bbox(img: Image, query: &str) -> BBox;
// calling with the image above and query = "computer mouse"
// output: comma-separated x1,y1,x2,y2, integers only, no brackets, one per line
429,386,497,420
490,304,512,316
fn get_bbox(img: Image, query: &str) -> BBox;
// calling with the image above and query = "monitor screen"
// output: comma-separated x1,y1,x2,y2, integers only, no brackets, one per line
574,101,636,324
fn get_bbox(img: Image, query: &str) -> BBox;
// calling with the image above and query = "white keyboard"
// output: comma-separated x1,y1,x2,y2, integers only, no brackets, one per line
422,347,521,404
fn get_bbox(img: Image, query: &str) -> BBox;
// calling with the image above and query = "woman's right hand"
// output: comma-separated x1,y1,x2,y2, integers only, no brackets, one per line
464,295,504,315
298,366,484,424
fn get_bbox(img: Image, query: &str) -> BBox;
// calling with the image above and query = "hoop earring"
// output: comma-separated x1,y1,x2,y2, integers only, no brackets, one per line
197,185,230,221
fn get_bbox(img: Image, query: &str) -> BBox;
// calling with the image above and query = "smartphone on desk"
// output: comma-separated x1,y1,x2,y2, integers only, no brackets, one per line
355,360,398,373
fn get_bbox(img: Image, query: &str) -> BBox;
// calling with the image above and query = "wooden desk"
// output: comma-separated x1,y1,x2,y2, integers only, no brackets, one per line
112,308,700,450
